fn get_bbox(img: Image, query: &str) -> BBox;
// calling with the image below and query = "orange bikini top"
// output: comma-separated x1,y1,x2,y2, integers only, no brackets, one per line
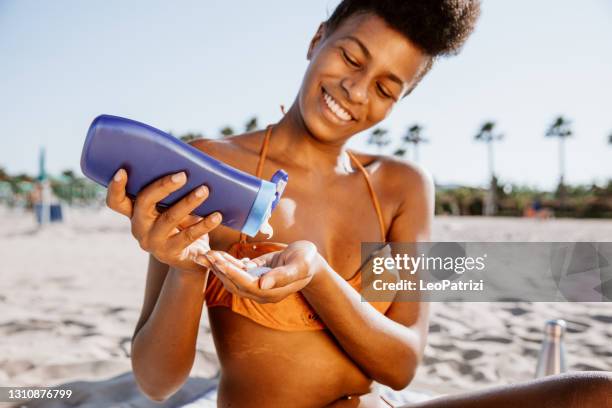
205,125,392,331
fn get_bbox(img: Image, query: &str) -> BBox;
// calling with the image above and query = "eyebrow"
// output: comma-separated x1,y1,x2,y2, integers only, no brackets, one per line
343,35,406,89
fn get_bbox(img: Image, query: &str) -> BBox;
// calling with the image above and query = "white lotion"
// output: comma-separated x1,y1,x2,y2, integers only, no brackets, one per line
247,266,272,278
258,202,274,239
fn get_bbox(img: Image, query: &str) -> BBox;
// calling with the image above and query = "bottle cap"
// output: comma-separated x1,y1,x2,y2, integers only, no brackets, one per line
242,181,276,237
544,319,566,337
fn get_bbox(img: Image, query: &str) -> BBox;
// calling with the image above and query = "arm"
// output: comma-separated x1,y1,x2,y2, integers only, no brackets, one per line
105,145,223,402
300,163,434,390
130,256,208,401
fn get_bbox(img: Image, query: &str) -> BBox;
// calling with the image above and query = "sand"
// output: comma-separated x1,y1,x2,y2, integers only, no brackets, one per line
0,207,611,406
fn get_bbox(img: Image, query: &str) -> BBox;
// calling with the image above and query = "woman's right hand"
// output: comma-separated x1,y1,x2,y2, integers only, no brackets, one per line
105,168,223,274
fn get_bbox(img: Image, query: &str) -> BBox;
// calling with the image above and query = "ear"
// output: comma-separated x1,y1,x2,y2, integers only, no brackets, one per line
307,23,327,61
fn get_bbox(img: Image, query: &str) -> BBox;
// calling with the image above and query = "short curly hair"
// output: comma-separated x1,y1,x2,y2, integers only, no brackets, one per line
324,0,481,94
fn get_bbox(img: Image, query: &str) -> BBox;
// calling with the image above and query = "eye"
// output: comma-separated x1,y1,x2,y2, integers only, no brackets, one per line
377,83,394,99
341,49,360,68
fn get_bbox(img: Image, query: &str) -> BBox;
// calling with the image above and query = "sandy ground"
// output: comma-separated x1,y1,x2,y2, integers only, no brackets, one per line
0,207,611,406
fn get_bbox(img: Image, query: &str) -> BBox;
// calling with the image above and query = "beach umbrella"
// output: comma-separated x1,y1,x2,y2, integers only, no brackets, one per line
38,147,47,182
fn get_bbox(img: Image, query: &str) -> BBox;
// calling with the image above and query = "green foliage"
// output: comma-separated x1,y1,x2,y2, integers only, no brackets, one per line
245,117,258,132
179,133,203,143
435,180,612,218
367,127,390,151
393,124,428,161
220,126,235,138
546,116,572,139
474,121,503,142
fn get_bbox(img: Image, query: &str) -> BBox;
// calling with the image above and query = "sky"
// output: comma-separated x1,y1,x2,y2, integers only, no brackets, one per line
1,0,611,190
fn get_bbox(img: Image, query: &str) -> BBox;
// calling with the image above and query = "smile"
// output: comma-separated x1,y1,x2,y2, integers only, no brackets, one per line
322,89,354,122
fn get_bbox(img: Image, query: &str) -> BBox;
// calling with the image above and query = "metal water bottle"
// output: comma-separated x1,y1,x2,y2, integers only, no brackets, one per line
535,319,567,378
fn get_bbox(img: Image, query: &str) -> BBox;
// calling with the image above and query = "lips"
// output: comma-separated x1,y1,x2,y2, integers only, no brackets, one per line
321,88,356,123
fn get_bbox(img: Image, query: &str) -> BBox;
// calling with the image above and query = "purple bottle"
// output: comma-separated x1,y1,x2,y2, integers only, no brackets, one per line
80,114,288,237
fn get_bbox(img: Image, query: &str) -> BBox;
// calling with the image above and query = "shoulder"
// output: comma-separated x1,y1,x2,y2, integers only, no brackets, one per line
377,157,435,241
351,150,434,203
188,130,265,160
378,156,435,201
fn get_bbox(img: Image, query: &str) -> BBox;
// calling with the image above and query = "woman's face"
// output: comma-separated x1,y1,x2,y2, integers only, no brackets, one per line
298,12,430,144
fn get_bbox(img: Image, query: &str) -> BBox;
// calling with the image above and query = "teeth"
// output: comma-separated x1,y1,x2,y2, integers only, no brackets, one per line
323,91,352,121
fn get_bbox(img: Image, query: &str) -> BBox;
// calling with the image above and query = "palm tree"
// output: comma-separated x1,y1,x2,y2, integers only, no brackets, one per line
367,127,390,154
220,126,235,138
245,117,258,132
474,121,504,216
545,116,572,208
179,132,203,143
403,124,428,162
392,124,428,162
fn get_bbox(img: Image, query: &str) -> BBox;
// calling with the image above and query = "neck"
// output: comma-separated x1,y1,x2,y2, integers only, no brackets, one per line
269,99,353,175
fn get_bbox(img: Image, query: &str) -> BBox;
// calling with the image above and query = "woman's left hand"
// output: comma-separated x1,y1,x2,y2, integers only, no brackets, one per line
197,241,323,303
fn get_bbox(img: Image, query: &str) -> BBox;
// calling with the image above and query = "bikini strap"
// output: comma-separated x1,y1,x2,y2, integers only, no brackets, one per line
346,150,386,242
239,125,274,244
255,125,274,178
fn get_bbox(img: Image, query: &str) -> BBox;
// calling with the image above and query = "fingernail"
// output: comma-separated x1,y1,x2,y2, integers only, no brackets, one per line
260,277,275,290
113,169,123,182
245,261,257,269
171,172,186,183
211,212,221,223
195,185,208,197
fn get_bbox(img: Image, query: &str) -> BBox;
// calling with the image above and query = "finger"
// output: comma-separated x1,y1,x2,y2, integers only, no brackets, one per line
208,264,244,295
149,185,210,244
133,171,187,219
194,253,215,270
208,263,269,302
209,251,258,289
252,278,311,303
178,214,203,230
218,251,249,270
167,212,221,250
264,278,311,297
259,264,305,290
106,169,133,217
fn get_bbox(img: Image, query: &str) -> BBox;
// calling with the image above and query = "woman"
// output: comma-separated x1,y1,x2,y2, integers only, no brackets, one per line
106,1,611,407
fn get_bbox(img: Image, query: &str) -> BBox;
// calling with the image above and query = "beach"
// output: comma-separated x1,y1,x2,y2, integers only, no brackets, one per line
1,207,611,406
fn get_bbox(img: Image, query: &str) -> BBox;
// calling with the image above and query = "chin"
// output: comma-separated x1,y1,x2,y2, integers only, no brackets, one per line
298,89,355,144
303,117,339,144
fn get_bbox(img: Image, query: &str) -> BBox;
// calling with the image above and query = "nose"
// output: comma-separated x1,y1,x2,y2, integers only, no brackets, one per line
341,73,369,105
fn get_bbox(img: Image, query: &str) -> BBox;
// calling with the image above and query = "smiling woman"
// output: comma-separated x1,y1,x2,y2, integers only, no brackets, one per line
103,0,609,407
299,12,432,144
